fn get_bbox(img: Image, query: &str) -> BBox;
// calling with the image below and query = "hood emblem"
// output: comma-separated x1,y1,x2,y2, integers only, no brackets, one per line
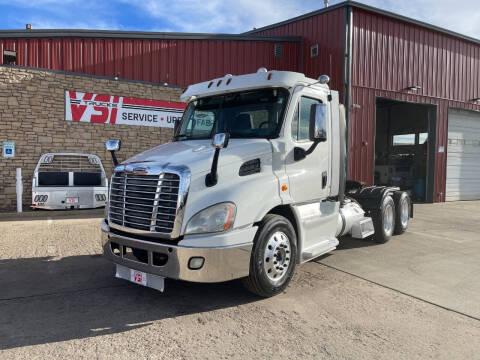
124,165,149,175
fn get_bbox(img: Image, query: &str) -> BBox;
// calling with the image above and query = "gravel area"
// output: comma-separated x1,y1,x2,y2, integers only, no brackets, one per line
1,215,479,359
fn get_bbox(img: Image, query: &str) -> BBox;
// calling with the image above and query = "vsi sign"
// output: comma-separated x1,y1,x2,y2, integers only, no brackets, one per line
65,91,186,128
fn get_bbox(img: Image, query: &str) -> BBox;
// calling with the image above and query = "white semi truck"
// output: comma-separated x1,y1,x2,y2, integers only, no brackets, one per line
101,69,412,297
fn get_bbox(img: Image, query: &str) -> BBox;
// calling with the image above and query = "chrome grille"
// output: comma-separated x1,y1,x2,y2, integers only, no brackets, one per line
109,172,180,234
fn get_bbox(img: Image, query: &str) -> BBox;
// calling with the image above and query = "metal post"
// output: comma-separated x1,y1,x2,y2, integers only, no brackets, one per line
16,168,23,213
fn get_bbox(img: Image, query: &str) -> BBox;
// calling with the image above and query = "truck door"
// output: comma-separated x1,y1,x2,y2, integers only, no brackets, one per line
285,90,331,203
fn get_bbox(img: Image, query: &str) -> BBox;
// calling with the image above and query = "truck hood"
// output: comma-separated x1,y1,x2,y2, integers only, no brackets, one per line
121,138,272,175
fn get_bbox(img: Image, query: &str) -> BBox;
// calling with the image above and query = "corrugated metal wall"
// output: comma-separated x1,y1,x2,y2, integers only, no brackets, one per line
0,37,300,86
252,7,346,97
351,9,480,202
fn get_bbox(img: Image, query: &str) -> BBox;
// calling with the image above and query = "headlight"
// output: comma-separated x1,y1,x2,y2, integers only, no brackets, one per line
185,202,236,235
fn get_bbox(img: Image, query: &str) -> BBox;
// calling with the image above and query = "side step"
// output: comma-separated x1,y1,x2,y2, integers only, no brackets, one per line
301,237,339,263
351,217,374,239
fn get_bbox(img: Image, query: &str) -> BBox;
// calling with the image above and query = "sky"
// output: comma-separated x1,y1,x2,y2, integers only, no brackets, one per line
0,0,479,39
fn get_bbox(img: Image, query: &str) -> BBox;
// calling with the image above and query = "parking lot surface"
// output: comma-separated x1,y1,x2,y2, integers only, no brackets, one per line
1,204,479,359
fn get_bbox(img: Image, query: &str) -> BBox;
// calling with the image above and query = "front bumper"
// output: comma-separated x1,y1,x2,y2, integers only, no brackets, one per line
101,220,255,283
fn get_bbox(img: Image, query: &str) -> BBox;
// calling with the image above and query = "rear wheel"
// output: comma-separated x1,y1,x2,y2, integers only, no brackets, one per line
242,214,297,297
372,195,395,243
393,191,410,234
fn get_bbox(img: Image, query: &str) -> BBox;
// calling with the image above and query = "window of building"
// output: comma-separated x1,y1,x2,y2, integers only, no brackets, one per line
393,133,415,146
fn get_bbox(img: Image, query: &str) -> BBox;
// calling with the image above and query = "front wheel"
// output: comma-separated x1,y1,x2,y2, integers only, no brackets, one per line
242,214,297,297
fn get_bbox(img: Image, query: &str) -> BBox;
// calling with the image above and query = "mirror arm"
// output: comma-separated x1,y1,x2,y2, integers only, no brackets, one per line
294,136,328,161
109,150,119,167
294,141,320,161
205,148,221,187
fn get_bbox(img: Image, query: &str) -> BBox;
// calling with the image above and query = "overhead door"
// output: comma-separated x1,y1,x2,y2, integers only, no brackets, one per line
446,109,480,201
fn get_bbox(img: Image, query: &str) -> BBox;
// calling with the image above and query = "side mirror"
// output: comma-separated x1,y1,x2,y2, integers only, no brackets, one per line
105,139,121,166
212,132,230,149
106,139,121,152
309,104,328,142
294,104,328,161
206,133,230,187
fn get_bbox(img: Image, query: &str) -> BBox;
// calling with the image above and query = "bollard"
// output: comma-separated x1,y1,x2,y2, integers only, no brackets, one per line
16,168,23,213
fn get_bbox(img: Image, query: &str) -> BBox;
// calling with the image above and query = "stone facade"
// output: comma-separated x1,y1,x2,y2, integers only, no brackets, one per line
0,66,183,211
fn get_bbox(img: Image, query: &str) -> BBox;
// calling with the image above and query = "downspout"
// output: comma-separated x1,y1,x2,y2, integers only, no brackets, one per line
344,5,353,180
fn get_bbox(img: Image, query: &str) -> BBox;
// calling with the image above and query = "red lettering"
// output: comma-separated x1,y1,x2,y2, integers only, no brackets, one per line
109,96,120,124
90,94,110,123
69,92,93,121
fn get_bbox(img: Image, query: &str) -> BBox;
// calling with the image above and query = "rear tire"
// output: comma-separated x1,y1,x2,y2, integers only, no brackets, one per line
372,195,395,243
242,214,297,297
393,191,410,235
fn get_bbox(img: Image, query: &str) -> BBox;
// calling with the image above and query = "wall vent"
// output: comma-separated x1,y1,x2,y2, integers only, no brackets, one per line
310,44,319,58
274,43,283,59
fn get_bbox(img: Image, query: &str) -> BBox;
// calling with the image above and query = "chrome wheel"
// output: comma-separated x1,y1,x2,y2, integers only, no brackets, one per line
383,203,394,236
264,231,291,282
400,199,409,228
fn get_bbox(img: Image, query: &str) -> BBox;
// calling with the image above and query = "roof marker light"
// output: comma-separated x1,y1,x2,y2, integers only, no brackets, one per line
226,78,232,85
208,81,213,88
407,85,422,91
267,72,273,80
217,79,222,86
318,75,330,84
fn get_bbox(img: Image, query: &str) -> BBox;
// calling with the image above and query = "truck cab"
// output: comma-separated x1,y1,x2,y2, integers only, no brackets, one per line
101,69,411,297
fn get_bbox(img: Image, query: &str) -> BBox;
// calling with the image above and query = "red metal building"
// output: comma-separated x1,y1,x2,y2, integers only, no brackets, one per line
250,2,480,202
0,31,300,86
1,1,479,202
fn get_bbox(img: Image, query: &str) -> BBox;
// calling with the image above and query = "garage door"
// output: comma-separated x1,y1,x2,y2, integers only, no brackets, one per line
446,109,480,201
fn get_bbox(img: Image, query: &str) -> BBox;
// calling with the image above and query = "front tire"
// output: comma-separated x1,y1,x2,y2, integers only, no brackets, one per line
242,214,297,297
372,195,395,243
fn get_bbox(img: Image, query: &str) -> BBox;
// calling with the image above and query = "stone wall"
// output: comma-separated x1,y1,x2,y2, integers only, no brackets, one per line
0,66,183,211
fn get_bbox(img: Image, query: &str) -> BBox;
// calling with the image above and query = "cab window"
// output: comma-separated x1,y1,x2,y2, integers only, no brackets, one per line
291,96,322,141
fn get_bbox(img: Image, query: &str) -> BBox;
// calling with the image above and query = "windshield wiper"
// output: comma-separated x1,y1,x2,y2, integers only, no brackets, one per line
174,134,188,140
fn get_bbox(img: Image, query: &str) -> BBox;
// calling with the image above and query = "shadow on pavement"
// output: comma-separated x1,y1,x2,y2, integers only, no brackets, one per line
0,208,104,222
0,254,258,350
336,236,379,250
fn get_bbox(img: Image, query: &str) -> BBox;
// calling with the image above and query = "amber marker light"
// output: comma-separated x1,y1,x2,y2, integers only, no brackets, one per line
224,205,234,230
281,185,288,192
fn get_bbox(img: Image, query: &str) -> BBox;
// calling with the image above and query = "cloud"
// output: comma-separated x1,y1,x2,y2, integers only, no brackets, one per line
122,0,320,33
1,0,479,39
1,0,121,30
352,0,480,39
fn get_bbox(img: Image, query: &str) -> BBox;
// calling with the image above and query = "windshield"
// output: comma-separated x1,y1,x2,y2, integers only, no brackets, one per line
176,88,289,140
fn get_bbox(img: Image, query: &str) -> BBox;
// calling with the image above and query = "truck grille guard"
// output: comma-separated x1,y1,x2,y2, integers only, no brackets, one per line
108,164,191,240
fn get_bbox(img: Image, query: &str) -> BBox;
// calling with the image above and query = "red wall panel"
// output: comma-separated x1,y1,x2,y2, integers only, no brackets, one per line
350,9,480,201
254,7,346,97
0,36,299,87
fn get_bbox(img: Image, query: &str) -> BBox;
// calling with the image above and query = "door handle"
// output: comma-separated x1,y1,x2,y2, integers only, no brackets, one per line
322,171,327,189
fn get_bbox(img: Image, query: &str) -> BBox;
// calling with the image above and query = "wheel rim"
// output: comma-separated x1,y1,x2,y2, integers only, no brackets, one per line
264,231,291,283
383,203,394,236
401,199,409,228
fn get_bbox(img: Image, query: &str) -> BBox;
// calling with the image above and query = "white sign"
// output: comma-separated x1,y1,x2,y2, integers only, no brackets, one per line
2,141,15,158
65,91,186,128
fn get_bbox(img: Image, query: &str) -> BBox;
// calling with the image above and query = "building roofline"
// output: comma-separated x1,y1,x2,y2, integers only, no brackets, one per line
0,28,301,42
245,1,480,46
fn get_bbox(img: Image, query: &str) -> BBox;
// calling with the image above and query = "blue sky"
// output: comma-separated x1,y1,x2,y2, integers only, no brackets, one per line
1,0,479,39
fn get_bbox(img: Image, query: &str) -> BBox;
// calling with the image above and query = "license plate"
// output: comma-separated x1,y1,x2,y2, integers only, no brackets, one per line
130,269,147,286
66,197,78,204
115,264,165,292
